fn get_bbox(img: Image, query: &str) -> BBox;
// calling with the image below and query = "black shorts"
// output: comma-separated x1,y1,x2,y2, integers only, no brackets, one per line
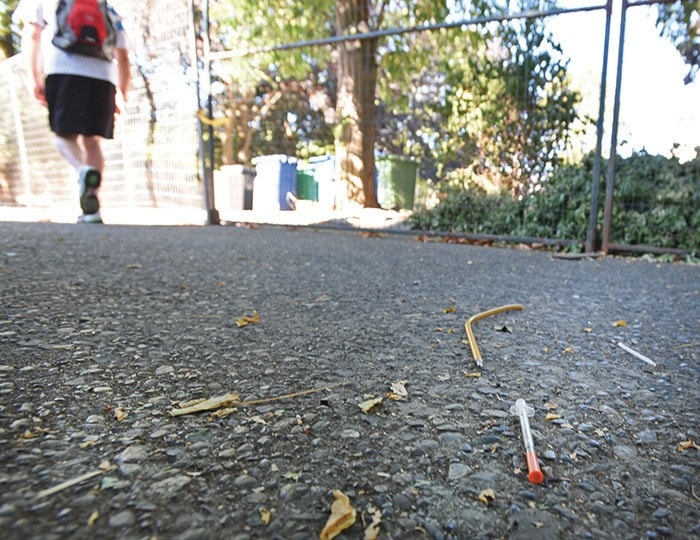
45,74,116,139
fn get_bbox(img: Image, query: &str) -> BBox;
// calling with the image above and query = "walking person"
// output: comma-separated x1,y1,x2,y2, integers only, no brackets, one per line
13,0,131,223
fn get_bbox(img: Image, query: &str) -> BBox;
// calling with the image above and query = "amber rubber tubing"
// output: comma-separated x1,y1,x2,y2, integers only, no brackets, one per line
464,304,524,367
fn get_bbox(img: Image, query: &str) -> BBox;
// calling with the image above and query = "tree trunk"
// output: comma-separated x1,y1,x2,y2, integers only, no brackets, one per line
335,0,379,208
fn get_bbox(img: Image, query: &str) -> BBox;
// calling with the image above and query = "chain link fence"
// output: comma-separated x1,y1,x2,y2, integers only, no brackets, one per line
0,0,203,214
0,0,697,254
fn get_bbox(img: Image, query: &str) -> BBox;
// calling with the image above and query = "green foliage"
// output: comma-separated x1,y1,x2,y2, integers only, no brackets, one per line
409,150,700,253
0,0,20,59
609,150,699,250
655,0,698,84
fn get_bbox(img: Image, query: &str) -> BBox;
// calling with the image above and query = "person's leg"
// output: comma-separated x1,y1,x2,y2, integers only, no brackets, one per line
75,135,103,219
53,133,84,172
80,135,104,174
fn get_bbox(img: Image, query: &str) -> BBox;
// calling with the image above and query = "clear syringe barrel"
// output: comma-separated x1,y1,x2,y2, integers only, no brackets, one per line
511,398,544,484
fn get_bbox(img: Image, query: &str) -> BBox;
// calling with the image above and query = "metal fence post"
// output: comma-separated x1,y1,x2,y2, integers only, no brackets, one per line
601,0,629,254
585,0,614,253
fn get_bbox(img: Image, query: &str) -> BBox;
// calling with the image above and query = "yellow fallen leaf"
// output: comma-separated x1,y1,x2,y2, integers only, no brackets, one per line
583,327,593,333
259,507,271,525
364,506,382,540
613,319,627,327
169,392,240,417
443,306,457,313
564,347,574,353
677,440,700,452
358,397,383,414
545,413,561,421
87,510,99,526
478,488,496,505
114,408,126,422
320,490,356,540
465,372,481,378
544,402,558,410
209,407,237,419
236,311,261,327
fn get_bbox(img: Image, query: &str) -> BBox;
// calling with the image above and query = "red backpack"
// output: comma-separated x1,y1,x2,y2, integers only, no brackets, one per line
52,0,116,61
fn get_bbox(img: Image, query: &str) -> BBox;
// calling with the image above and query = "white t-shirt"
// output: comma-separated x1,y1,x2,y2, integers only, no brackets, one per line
13,0,128,85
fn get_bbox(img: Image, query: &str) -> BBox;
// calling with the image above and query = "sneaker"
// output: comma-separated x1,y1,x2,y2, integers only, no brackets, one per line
78,166,101,216
78,210,103,224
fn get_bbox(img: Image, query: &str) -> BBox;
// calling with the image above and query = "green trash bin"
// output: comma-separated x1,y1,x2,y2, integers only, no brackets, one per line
376,156,419,210
296,166,319,201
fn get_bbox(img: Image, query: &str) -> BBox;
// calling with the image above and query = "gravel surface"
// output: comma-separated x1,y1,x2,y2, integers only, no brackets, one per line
0,220,698,540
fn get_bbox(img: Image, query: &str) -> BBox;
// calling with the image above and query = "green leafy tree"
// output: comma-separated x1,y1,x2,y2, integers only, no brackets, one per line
0,0,20,59
656,0,698,84
211,0,453,206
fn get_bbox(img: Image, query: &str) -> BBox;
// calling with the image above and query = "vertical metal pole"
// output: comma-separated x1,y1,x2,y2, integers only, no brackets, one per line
601,0,628,253
585,0,613,253
202,0,219,224
189,0,219,225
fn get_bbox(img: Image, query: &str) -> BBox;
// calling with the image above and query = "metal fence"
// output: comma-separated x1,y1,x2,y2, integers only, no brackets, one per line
0,0,203,214
0,0,697,254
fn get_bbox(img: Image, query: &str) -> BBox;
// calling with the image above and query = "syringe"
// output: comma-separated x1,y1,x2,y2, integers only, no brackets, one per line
510,398,544,484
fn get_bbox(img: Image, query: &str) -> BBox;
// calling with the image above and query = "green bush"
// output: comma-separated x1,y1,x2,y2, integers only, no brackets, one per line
409,150,699,253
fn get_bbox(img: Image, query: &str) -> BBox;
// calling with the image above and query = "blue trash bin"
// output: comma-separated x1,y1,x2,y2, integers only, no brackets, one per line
252,155,298,211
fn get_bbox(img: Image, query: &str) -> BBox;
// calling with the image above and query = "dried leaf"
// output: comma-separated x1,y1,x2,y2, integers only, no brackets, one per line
79,440,98,449
320,490,357,540
113,407,126,422
283,471,300,482
259,507,272,525
583,327,593,333
169,392,241,417
478,488,496,505
677,440,700,452
442,306,457,314
612,319,627,327
125,263,141,270
236,311,261,327
465,372,481,378
494,324,513,333
209,407,237,419
544,402,558,410
389,381,408,397
364,506,382,540
545,413,561,421
358,397,383,414
87,510,99,526
564,347,574,353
